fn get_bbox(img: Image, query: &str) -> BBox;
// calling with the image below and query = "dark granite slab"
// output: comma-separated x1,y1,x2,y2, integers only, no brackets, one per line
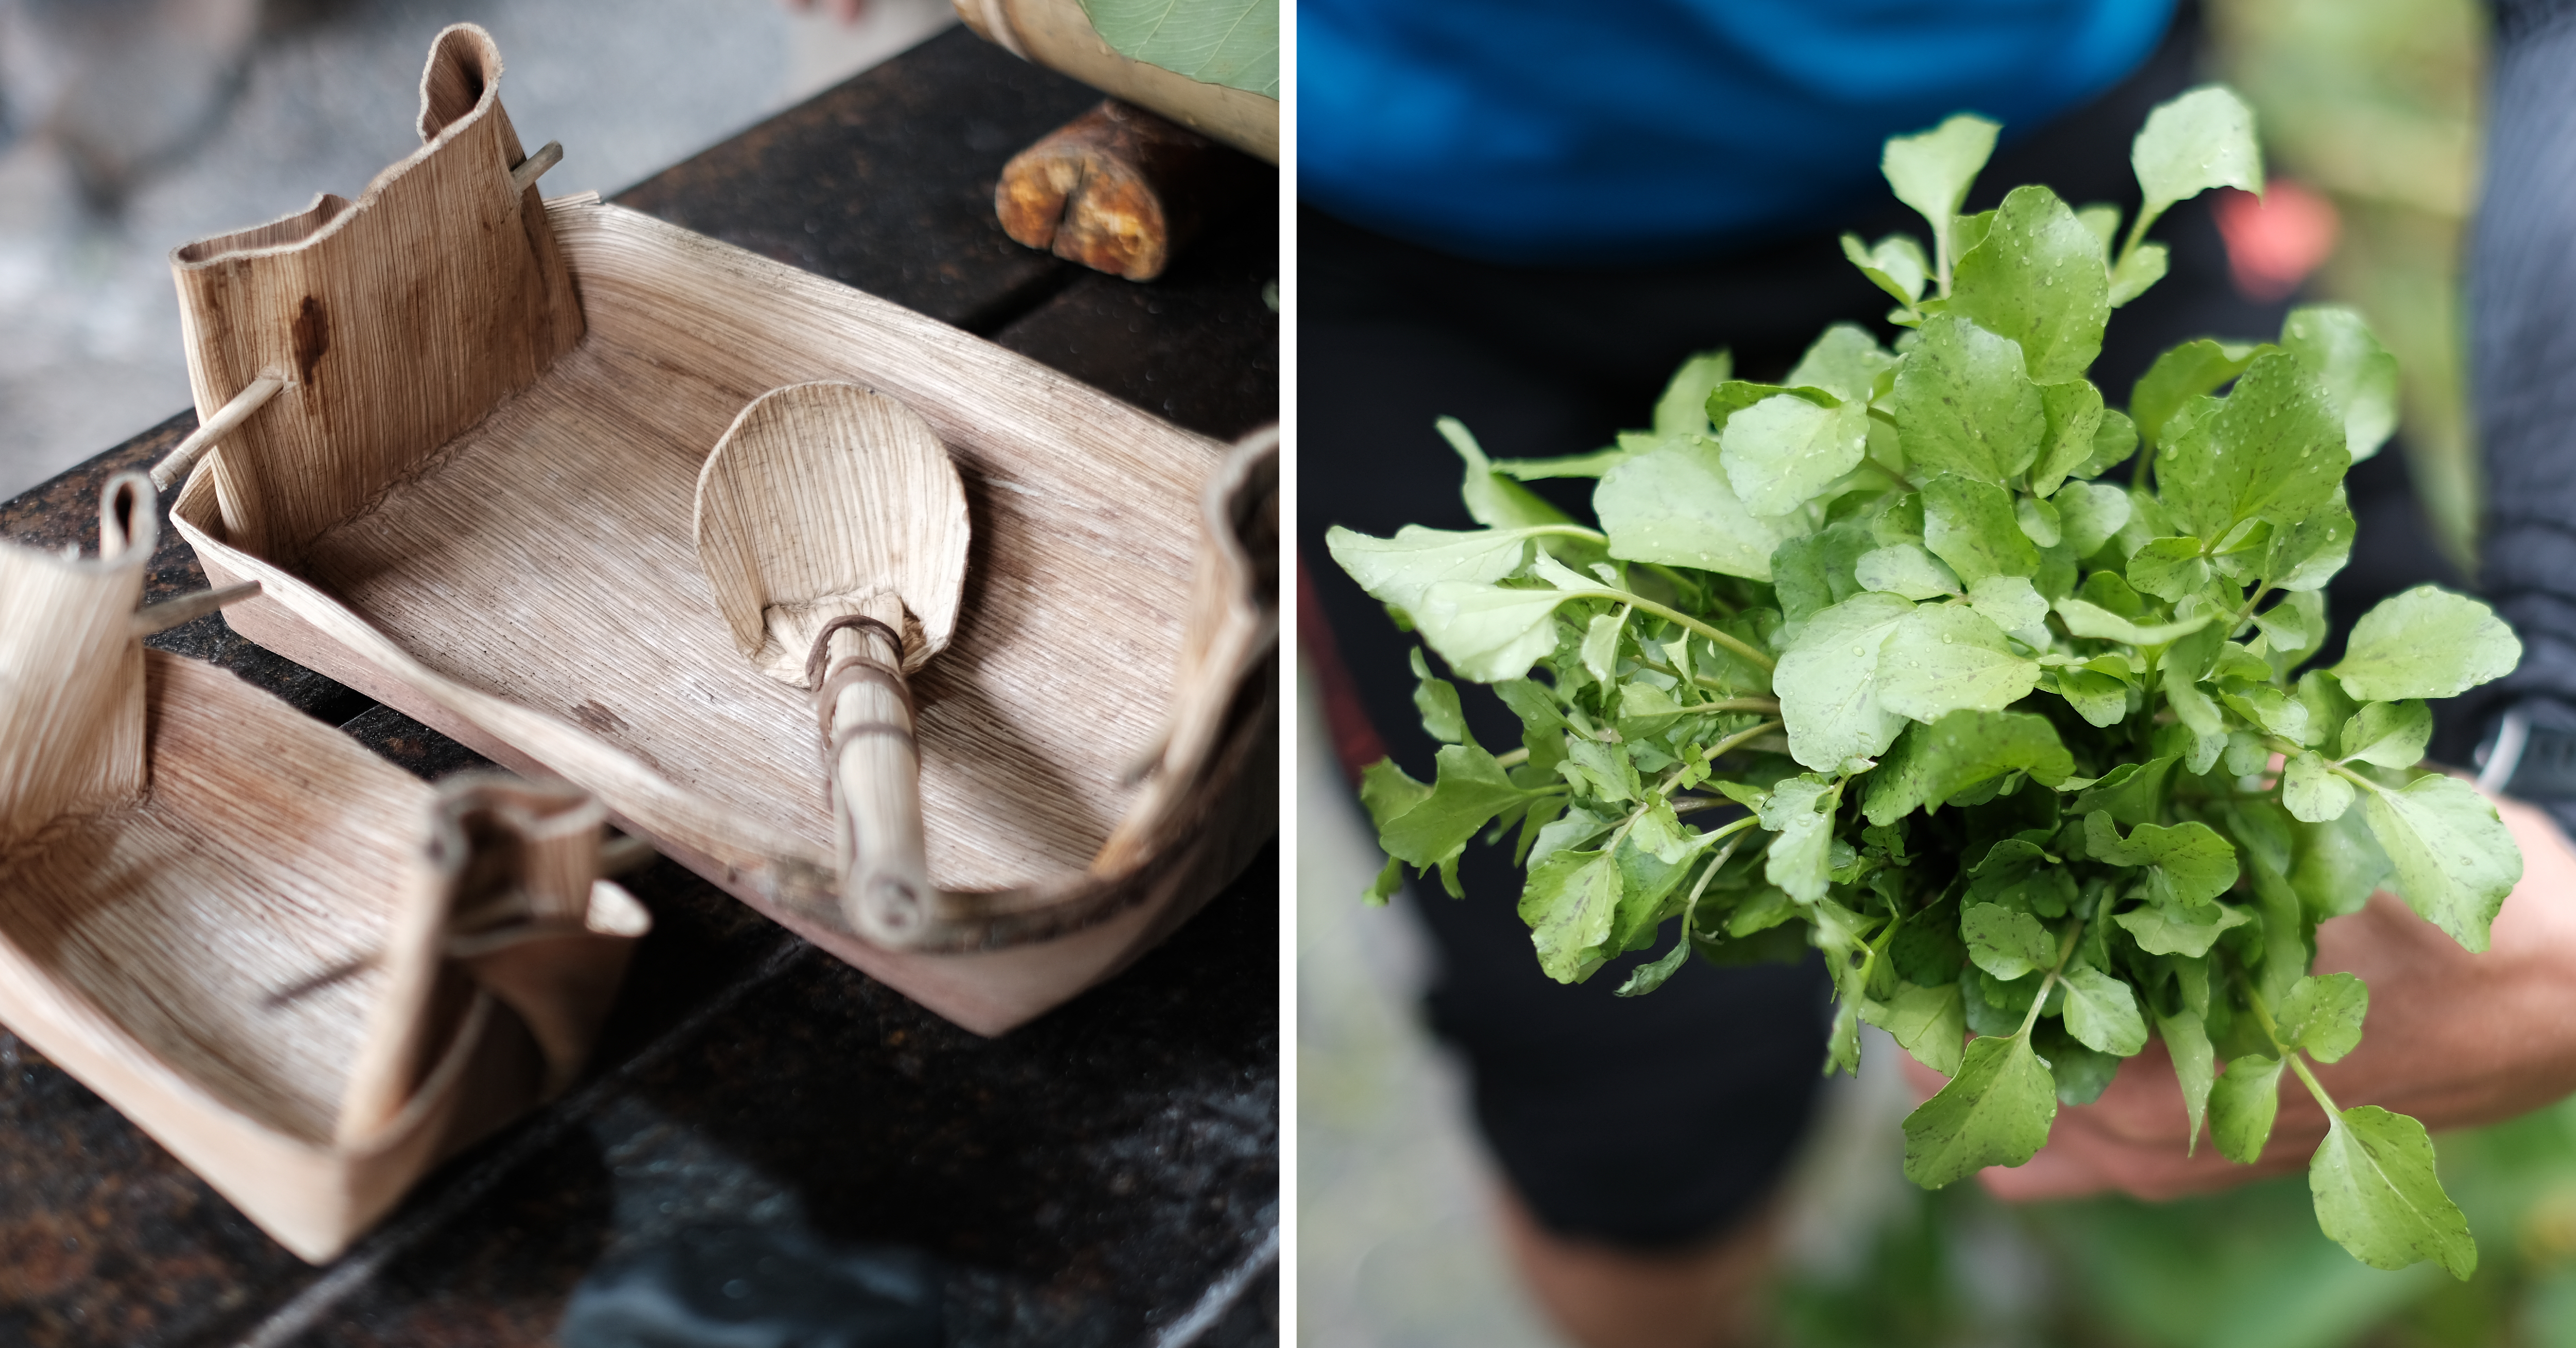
0,24,1277,1347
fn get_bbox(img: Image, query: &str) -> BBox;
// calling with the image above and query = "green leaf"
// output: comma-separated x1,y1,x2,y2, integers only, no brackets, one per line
1922,474,2040,584
1411,581,1571,682
2054,597,2212,646
2058,962,2147,1055
2283,752,2357,823
2030,380,2109,498
1883,113,2002,281
1438,417,1573,530
1495,435,1654,482
1409,647,1471,745
1580,610,1625,685
2107,241,2169,308
1520,848,1624,983
2158,1008,2216,1154
1326,523,1538,617
1951,184,2111,383
1358,757,1433,834
2126,536,2212,602
2311,1106,2477,1278
2253,589,2328,664
2070,756,2177,827
2129,338,2266,450
1377,744,1537,867
2084,813,2241,909
2264,493,2357,591
2297,670,2362,755
1721,393,1871,516
2292,807,2395,919
2341,701,2432,769
1615,932,1695,997
1862,709,2073,825
1841,233,1931,306
1877,604,2043,723
1962,902,2057,980
1596,435,1800,580
1078,0,1277,94
2276,971,2369,1064
1863,980,1967,1076
2115,899,2253,958
2216,681,2310,743
1967,575,2048,634
2158,353,2349,542
2083,408,2142,479
2130,85,2263,239
1363,852,1405,907
2360,773,2522,952
1760,775,1841,902
1653,350,1736,437
2282,306,2399,462
2049,667,2130,727
1786,323,1899,403
1855,543,1962,600
2331,587,2522,701
1890,313,2046,485
1901,1032,2057,1188
1777,591,1916,771
2210,1055,2285,1163
2054,482,2134,555
2040,1028,2124,1105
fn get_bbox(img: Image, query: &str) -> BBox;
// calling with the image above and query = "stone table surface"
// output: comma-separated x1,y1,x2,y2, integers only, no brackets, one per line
0,26,1278,1348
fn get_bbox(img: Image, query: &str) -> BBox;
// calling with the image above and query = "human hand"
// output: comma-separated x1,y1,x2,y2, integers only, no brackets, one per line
1899,791,2576,1201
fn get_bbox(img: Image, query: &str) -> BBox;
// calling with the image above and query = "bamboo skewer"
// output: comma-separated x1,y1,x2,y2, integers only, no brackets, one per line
510,140,562,195
149,374,282,491
130,581,263,637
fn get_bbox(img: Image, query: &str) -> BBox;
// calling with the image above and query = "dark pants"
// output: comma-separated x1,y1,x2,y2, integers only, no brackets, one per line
1297,9,2457,1250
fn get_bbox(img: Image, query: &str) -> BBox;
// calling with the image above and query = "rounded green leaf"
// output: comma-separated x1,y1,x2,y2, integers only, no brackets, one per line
1777,592,1917,771
1901,1032,2057,1188
1595,435,1799,580
2131,85,2263,232
2331,586,2521,701
1721,393,1870,517
2311,1106,2477,1279
1877,604,2042,723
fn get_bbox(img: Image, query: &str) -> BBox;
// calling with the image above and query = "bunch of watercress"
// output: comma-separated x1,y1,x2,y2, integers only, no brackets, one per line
1325,87,2526,1277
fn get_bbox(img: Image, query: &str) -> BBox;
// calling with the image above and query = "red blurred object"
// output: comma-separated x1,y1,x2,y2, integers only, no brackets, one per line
2213,179,2341,303
1298,557,1392,786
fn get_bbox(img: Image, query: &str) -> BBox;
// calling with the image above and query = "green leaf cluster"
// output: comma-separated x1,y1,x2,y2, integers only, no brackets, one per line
1325,86,2526,1278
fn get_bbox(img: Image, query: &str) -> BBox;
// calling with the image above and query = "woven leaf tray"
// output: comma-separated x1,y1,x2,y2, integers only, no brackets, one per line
0,475,646,1261
161,25,1276,1034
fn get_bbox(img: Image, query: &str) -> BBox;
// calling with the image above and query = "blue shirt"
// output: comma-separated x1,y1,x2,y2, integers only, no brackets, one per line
1298,0,2177,263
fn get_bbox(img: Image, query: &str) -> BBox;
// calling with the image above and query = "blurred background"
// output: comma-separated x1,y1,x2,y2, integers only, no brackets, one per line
1295,0,2576,1343
0,0,957,501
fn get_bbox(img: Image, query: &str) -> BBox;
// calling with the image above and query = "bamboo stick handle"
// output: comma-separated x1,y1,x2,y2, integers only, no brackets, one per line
130,581,262,637
822,594,935,944
510,140,562,195
150,374,283,491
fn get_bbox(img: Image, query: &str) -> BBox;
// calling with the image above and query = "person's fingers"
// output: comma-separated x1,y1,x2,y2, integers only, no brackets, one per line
833,0,868,22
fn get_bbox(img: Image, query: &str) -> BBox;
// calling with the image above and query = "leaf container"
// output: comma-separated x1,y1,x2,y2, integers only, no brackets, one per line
161,25,1277,1034
0,476,648,1261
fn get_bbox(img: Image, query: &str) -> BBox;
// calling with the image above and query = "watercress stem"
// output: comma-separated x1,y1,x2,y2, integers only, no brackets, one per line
2245,979,2345,1116
1558,587,1778,673
2015,920,2088,1039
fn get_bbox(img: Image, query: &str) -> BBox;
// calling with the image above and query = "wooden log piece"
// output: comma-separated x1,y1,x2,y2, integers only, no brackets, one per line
995,99,1257,282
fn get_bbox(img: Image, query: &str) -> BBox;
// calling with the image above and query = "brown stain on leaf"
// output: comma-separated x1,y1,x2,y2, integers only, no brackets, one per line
572,699,629,735
292,295,330,384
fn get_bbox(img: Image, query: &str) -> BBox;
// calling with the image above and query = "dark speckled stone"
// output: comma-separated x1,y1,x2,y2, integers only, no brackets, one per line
0,26,1275,1345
